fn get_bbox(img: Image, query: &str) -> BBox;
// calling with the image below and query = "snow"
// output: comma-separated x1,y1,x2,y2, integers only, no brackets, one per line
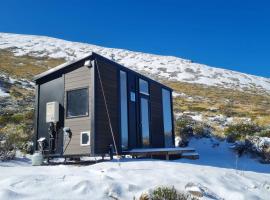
1,32,270,93
191,114,204,122
127,147,195,153
186,138,269,173
0,138,269,200
0,88,9,97
1,32,270,199
0,74,34,92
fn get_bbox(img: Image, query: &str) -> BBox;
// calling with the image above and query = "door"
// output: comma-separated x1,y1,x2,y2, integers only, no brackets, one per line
124,75,151,149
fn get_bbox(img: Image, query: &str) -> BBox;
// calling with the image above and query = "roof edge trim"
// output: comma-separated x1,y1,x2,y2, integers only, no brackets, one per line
33,53,93,81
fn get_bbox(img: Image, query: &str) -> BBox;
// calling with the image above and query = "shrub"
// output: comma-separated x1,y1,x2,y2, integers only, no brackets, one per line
193,123,211,138
138,186,198,200
0,113,23,126
0,114,12,125
24,110,34,121
175,116,213,146
225,122,261,142
176,116,195,131
244,136,270,163
262,147,270,163
10,88,23,98
0,123,33,160
219,103,235,117
10,114,24,124
257,129,270,138
0,111,34,127
176,116,195,147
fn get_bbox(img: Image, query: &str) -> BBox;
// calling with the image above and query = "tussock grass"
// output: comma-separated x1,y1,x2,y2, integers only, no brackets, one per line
0,49,65,79
164,81,270,126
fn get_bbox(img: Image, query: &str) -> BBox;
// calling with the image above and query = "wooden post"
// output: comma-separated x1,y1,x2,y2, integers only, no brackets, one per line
166,153,169,160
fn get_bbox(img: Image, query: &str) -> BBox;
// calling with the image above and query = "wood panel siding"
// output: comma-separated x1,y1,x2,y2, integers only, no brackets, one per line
63,65,92,155
94,58,120,154
150,83,165,148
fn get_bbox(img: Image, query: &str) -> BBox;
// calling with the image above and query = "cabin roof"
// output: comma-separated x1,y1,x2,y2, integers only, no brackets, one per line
34,52,172,91
33,53,93,81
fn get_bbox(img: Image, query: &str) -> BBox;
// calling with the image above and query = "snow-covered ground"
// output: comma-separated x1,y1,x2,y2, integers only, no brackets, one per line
0,138,269,200
1,32,270,93
0,88,9,97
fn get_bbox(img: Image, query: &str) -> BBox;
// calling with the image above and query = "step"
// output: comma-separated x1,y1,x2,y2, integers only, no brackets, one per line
181,152,200,160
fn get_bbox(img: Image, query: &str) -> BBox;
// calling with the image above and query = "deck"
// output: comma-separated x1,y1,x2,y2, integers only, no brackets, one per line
123,147,199,160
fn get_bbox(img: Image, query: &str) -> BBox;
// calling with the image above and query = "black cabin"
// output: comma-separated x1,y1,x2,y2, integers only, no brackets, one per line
33,52,175,157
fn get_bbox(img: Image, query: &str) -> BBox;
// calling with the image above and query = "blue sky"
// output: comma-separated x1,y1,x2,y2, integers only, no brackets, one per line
1,0,270,77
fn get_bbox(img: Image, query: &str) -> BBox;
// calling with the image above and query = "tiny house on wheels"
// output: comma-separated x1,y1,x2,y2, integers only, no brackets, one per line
33,52,175,158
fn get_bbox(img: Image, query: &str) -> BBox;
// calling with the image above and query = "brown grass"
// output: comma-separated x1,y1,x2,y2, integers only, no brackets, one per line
0,49,65,79
164,81,270,126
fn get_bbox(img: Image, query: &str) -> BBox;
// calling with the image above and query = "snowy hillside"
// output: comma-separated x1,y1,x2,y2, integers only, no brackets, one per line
0,138,269,200
1,32,270,93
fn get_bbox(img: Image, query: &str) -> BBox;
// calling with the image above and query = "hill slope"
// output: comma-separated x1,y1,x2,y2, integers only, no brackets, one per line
1,32,270,94
1,32,270,137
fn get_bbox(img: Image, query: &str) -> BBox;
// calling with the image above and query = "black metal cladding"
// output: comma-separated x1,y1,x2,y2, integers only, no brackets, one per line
37,74,64,154
150,83,165,147
94,57,121,154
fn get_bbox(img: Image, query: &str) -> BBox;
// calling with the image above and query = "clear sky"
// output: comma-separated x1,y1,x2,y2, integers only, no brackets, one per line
1,0,270,77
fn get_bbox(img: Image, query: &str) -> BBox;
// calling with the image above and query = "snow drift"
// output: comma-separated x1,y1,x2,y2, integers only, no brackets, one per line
0,138,269,200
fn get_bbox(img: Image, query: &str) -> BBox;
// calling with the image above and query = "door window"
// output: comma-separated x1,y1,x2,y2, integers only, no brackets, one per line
140,97,150,147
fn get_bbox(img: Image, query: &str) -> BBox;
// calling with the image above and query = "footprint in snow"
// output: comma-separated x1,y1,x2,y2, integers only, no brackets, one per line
72,180,93,194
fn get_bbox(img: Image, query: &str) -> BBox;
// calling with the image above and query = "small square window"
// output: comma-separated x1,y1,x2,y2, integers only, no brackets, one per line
139,79,149,95
130,92,136,102
80,131,90,146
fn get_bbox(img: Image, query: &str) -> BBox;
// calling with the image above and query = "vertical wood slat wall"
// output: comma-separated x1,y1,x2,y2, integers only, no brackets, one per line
94,58,120,154
150,83,165,148
63,65,92,155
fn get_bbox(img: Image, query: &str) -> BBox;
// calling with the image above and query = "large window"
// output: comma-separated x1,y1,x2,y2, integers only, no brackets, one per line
162,89,173,147
120,71,128,150
66,88,89,118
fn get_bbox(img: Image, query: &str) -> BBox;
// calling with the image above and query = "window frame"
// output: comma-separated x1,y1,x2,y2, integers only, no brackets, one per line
80,131,90,146
66,87,89,119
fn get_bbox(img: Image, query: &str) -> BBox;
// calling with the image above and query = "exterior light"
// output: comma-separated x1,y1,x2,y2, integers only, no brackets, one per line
84,60,91,68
